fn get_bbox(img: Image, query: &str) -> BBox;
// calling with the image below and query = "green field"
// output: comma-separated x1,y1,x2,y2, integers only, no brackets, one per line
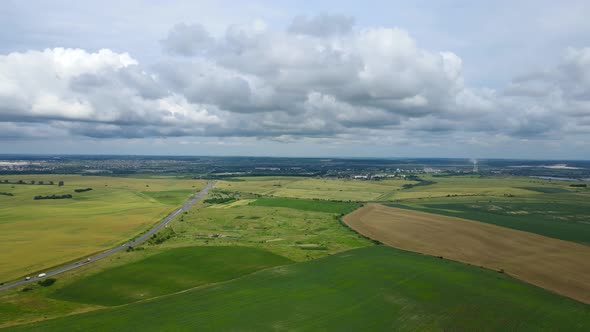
51,246,292,306
216,176,414,201
10,246,589,332
0,246,175,328
389,198,590,245
372,174,590,245
169,196,371,261
0,175,206,281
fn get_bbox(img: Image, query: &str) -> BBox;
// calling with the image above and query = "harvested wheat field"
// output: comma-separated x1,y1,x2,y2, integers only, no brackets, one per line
343,204,590,304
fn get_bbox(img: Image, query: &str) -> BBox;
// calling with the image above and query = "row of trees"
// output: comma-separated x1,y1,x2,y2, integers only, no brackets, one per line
1,179,64,186
33,194,73,200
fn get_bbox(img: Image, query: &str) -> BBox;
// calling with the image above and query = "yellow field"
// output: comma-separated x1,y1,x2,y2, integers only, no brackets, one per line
0,175,206,281
217,177,414,201
217,175,581,202
343,204,590,304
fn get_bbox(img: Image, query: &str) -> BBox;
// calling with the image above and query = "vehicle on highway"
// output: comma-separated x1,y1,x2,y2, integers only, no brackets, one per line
0,182,214,292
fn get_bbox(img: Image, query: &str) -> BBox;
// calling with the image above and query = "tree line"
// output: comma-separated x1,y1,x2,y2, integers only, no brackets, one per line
1,179,64,186
34,194,73,200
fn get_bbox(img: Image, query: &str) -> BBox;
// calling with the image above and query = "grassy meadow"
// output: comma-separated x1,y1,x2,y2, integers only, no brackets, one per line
248,197,361,213
2,174,590,330
215,174,590,204
213,176,590,246
10,246,590,332
216,176,415,201
170,196,371,261
0,175,206,281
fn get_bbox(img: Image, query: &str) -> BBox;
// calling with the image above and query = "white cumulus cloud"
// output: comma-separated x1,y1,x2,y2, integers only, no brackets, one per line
1,15,588,149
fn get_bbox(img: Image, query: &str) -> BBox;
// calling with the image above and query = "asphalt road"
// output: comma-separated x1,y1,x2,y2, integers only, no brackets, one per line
0,181,216,292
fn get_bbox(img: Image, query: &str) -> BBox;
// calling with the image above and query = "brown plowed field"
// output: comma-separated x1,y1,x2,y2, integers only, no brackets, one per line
343,204,590,304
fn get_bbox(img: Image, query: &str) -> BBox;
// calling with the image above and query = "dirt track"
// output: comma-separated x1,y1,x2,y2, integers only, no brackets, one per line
343,204,590,304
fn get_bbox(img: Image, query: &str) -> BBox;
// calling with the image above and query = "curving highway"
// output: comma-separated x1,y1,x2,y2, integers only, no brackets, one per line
0,181,216,292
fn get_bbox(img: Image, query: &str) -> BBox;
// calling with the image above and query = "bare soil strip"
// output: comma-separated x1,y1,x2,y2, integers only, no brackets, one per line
343,204,590,304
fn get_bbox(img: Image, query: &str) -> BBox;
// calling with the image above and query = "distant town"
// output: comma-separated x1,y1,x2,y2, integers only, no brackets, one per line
0,155,588,182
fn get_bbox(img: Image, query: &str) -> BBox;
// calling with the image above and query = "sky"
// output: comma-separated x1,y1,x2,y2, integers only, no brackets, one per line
1,0,590,159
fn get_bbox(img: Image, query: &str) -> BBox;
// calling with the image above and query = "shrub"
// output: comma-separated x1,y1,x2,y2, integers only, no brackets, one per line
204,197,235,204
147,228,176,245
38,278,57,287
